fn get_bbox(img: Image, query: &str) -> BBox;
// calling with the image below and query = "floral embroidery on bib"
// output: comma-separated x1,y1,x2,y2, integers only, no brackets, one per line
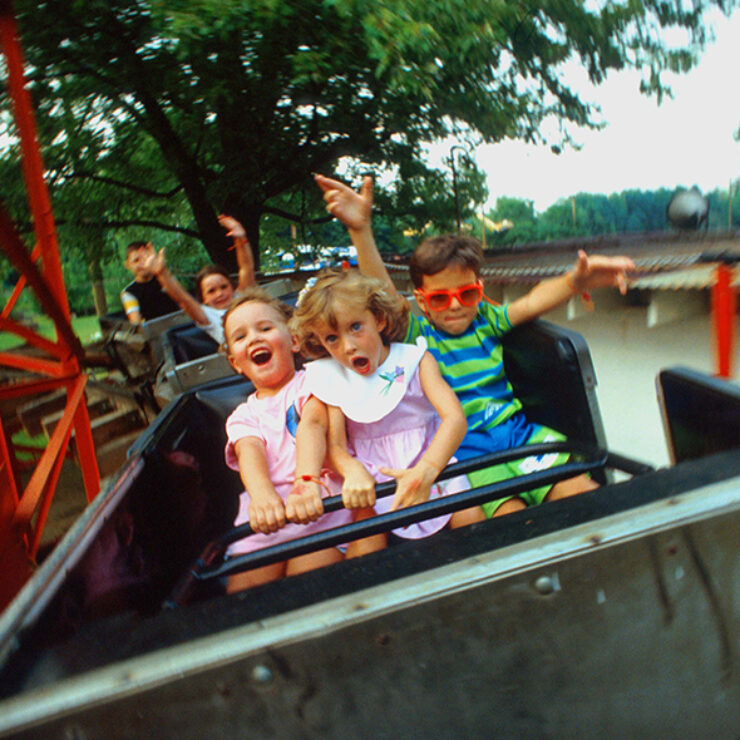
379,365,405,395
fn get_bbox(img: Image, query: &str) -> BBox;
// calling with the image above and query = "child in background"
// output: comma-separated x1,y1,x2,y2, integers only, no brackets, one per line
291,269,484,543
120,241,180,323
144,215,255,344
222,287,354,592
315,173,635,518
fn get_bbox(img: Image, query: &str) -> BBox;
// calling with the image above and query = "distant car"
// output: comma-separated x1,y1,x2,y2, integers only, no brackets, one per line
318,245,358,267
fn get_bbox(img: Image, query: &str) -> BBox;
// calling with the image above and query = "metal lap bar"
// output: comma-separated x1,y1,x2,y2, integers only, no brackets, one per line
604,451,655,477
204,449,606,581
215,441,600,550
167,442,632,605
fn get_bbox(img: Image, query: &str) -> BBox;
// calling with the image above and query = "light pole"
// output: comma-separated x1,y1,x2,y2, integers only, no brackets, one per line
449,145,466,234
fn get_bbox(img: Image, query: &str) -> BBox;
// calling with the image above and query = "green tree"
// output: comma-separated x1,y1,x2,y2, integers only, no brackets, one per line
536,200,575,241
2,0,735,274
707,184,740,229
487,196,538,245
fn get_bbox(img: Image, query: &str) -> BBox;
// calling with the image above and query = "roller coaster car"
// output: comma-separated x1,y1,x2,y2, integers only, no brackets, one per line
0,321,738,738
152,322,233,406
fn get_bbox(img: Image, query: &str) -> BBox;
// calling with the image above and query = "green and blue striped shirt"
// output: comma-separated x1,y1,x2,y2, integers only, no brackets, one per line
404,302,522,431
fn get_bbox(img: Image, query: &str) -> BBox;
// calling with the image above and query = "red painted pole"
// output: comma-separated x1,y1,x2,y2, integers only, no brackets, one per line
0,1,101,605
711,263,737,378
0,2,69,317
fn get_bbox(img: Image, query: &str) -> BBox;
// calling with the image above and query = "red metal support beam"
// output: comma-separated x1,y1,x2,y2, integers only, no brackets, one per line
0,418,32,611
0,203,83,362
0,351,69,377
0,317,64,356
0,1,69,315
1,241,40,319
0,375,79,400
711,263,737,378
0,420,20,513
12,378,82,534
0,0,101,607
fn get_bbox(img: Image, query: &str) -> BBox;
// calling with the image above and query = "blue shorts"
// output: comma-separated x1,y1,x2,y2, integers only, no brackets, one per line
456,414,569,517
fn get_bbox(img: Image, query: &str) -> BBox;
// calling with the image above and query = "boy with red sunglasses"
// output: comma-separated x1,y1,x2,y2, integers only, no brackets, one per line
315,173,635,517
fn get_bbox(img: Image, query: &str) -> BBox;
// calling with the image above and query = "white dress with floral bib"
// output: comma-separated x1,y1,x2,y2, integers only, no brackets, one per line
305,339,469,539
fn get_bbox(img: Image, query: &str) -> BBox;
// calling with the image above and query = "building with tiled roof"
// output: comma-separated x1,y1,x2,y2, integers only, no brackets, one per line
388,229,739,327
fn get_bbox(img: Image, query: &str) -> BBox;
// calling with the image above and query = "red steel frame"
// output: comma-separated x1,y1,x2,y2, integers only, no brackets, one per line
0,1,99,611
711,263,737,379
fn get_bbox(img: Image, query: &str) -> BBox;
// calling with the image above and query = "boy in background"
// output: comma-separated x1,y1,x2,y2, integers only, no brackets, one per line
120,241,180,323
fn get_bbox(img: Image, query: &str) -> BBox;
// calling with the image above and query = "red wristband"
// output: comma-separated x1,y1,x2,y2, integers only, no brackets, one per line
565,272,594,311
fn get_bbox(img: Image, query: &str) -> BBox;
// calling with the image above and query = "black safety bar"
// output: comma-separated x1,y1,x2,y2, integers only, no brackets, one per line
166,442,653,608
214,441,595,550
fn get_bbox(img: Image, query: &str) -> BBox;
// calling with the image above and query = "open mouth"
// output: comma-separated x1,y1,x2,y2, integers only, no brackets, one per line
351,357,370,372
250,348,272,366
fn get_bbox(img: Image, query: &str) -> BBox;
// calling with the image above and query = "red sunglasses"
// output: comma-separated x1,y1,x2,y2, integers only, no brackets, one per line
416,281,483,311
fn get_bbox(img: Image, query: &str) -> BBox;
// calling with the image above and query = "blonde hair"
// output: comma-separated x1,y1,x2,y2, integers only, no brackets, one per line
291,269,408,359
221,286,293,353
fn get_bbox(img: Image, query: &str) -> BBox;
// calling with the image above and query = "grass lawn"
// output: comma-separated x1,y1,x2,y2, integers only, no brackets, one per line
0,314,103,351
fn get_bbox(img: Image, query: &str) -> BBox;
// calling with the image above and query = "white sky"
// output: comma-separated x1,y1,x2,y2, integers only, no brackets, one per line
473,8,740,213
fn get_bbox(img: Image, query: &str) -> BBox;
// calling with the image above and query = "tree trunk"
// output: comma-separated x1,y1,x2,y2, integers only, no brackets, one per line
242,206,262,274
195,207,263,275
89,259,107,317
213,199,264,274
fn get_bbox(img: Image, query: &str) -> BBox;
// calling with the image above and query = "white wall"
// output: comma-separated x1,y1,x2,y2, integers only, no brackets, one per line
547,290,739,467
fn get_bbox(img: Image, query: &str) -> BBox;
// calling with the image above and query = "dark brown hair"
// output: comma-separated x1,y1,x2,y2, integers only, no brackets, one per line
195,264,233,302
408,234,484,287
126,240,150,255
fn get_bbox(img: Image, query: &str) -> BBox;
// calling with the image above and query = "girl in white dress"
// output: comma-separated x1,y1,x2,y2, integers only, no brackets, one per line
291,269,484,549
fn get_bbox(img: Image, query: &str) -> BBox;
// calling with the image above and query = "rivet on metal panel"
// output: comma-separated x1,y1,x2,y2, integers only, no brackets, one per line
252,664,273,684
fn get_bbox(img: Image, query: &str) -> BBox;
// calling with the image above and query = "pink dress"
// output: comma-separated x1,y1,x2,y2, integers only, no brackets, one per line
305,340,469,539
224,370,353,556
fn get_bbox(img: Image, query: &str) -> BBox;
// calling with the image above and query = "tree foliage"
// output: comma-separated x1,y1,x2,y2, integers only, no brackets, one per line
1,0,735,275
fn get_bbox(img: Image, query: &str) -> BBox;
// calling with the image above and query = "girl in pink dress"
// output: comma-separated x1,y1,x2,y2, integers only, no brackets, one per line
291,269,484,547
222,287,353,592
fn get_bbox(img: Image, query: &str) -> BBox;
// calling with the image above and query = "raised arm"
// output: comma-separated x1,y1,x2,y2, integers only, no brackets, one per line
288,396,328,524
506,249,636,327
314,174,399,298
143,247,208,326
218,214,255,291
379,352,467,510
232,435,286,534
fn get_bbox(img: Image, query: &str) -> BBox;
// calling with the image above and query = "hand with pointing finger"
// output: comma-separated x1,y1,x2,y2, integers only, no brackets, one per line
568,249,635,295
314,174,373,232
